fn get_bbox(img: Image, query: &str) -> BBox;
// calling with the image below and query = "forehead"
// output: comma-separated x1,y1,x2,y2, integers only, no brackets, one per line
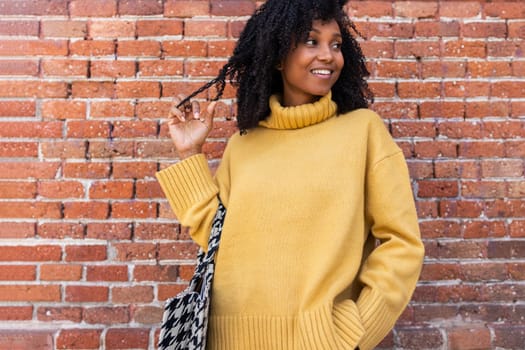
310,19,341,34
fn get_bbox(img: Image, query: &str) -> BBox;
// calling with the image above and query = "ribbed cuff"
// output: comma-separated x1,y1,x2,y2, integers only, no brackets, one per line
356,287,396,350
333,299,365,348
155,154,218,215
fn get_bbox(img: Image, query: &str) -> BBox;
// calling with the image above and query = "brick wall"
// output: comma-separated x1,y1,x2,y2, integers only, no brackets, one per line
0,0,523,349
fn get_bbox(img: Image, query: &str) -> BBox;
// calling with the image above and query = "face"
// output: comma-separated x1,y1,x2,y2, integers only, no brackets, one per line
279,19,344,107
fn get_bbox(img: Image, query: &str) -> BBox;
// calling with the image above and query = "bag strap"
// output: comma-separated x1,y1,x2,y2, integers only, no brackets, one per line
202,198,226,263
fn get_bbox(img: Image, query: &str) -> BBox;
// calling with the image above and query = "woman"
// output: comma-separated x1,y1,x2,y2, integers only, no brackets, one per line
156,0,425,349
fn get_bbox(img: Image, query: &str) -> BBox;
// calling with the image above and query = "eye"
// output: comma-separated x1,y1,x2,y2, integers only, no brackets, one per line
332,42,342,50
305,38,316,46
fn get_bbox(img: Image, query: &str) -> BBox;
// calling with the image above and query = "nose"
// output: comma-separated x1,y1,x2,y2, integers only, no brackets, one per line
317,44,334,62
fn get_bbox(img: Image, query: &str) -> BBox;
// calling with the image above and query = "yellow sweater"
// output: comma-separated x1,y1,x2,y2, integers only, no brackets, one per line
156,92,424,350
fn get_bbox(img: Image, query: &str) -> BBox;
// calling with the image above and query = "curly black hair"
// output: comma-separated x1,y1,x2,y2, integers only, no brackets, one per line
178,0,373,133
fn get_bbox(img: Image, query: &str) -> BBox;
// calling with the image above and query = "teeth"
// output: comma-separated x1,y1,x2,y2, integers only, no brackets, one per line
312,69,331,75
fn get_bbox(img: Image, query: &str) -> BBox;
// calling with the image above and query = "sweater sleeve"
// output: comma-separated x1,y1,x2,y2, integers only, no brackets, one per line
155,145,232,251
350,149,424,350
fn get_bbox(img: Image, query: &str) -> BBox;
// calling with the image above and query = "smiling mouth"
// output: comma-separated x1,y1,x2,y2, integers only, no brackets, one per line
311,69,332,77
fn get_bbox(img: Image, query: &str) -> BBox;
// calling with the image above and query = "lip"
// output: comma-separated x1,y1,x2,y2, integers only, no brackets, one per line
310,68,334,79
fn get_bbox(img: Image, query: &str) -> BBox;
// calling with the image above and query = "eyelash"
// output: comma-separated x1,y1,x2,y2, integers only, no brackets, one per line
305,39,342,49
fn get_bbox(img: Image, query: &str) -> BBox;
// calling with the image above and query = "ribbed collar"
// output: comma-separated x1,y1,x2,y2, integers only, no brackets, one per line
258,91,337,130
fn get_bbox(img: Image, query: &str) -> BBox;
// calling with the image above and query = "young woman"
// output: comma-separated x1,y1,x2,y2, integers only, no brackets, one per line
156,0,425,349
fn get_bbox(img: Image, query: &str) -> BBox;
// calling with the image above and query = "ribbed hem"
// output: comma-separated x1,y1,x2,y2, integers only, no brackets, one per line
155,154,218,215
207,302,364,350
356,287,396,350
333,300,365,348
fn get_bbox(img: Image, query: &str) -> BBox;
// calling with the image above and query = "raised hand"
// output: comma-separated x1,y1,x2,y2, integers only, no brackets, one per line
167,95,217,159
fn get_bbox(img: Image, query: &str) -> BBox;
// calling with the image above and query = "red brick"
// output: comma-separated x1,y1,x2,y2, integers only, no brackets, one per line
115,81,160,98
185,20,228,37
105,328,149,349
371,102,418,119
443,81,490,98
37,307,82,322
211,1,255,16
0,0,68,15
493,326,525,349
398,82,441,98
375,60,418,78
158,283,187,301
111,202,157,219
42,100,87,119
0,142,38,158
461,262,508,282
0,81,67,98
161,81,216,98
0,306,33,320
134,222,179,240
90,100,135,118
83,306,130,324
394,40,440,58
86,223,132,240
462,22,507,38
112,162,157,178
440,1,481,18
0,100,35,117
164,0,209,18
485,200,525,218
508,262,525,278
397,328,444,349
414,21,460,37
0,162,60,179
69,0,117,17
418,180,459,198
63,162,111,178
69,40,116,56
419,220,461,239
111,120,158,138
440,200,484,218
447,327,491,350
65,245,107,262
118,0,163,15
136,180,163,198
41,264,83,281
162,40,207,57
113,243,157,261
0,20,39,36
86,265,128,282
492,81,525,98
229,20,246,38
89,181,134,199
63,202,109,219
71,81,114,98
90,60,136,78
484,3,525,19
508,21,525,38
487,40,525,57
462,181,506,198
37,223,84,239
0,202,61,219
0,59,39,76
41,140,87,159
392,121,436,138
509,220,525,238
0,265,36,280
208,39,237,57
87,140,135,158
159,242,199,261
90,20,136,38
66,286,109,302
38,181,85,199
112,286,154,303
438,121,481,139
56,329,102,349
465,101,509,118
0,285,60,301
0,40,68,56
345,1,393,17
117,40,161,56
444,40,486,58
394,1,438,18
0,331,53,350
0,222,35,239
136,19,183,37
66,120,111,138
139,60,183,76
41,20,87,37
421,60,466,79
131,305,162,324
420,262,460,281
420,101,465,118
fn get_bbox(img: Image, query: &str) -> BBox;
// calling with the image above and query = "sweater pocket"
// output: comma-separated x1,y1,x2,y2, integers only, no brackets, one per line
297,301,364,350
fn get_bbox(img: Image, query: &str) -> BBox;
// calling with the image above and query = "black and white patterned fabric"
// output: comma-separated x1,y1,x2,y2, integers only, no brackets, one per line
158,199,226,350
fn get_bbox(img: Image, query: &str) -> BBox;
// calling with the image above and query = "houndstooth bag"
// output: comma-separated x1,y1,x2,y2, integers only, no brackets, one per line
158,200,226,350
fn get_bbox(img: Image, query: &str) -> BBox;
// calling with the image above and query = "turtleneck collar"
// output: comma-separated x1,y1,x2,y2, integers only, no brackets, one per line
258,91,337,130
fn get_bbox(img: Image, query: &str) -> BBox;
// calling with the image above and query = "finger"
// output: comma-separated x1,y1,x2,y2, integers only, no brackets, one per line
169,105,185,122
191,100,201,119
202,101,217,128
